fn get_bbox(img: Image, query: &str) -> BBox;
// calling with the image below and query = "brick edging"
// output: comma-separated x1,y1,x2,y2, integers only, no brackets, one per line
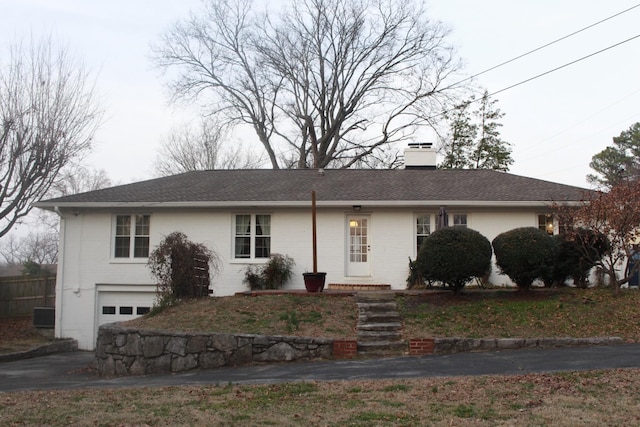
333,340,358,358
409,338,435,355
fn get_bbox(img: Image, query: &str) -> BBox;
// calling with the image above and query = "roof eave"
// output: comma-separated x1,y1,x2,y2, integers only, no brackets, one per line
34,199,584,210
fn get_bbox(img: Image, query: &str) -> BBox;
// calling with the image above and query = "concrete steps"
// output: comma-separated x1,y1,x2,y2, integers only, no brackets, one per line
356,292,405,356
358,312,401,324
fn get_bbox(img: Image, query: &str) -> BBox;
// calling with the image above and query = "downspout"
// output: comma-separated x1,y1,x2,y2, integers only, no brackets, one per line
53,206,65,339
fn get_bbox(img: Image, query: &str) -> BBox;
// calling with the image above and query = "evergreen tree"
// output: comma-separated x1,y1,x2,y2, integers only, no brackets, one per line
439,91,512,171
439,99,477,169
472,90,513,171
588,122,640,188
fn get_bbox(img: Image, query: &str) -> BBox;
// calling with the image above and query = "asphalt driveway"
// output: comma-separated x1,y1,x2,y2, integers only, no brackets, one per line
2,344,640,392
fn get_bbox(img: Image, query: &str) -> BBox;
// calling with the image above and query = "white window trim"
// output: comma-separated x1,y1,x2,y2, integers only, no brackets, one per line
451,213,469,228
537,213,557,235
110,214,150,262
414,213,433,257
231,213,272,263
413,212,471,256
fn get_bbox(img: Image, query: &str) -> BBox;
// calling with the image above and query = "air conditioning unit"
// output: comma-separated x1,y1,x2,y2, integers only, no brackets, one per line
33,307,55,329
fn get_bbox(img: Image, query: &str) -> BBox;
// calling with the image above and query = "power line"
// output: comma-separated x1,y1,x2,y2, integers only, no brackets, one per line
452,3,640,88
519,87,640,155
525,111,640,161
487,33,640,98
430,32,640,120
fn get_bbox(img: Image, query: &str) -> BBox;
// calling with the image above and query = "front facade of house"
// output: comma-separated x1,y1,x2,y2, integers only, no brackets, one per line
36,149,588,350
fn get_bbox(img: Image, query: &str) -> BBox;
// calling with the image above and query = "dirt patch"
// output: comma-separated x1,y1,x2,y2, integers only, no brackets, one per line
0,318,34,342
0,317,54,354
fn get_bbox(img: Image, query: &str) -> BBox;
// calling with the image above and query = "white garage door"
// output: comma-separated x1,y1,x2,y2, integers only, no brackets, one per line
97,291,156,326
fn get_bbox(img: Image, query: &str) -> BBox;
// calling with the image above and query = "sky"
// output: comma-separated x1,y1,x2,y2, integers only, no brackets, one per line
3,0,640,189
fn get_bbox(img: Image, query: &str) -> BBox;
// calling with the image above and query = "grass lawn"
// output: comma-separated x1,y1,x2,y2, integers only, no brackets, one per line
126,293,358,339
399,287,640,341
3,369,640,425
3,287,640,425
126,287,640,341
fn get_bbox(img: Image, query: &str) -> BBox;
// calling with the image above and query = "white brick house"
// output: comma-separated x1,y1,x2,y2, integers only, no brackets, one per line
36,146,587,350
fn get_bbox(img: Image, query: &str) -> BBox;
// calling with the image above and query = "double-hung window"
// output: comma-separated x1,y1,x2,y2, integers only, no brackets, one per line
538,214,554,235
538,214,567,235
416,214,431,254
114,215,150,258
452,214,467,228
234,214,271,259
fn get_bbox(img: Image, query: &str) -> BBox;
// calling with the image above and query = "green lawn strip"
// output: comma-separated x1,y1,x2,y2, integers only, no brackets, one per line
398,287,640,340
4,370,640,425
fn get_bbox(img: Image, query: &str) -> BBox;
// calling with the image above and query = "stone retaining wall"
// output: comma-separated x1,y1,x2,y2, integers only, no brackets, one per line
96,323,626,376
96,324,334,376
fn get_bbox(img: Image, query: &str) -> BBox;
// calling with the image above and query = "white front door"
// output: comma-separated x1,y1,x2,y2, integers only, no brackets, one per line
346,215,371,276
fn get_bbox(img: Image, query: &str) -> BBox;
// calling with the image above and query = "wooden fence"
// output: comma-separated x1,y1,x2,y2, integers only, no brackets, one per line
0,275,56,318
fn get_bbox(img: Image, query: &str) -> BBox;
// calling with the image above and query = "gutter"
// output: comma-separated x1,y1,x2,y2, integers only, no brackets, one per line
34,199,584,210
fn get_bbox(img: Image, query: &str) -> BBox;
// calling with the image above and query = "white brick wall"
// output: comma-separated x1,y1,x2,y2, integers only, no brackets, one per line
57,206,542,349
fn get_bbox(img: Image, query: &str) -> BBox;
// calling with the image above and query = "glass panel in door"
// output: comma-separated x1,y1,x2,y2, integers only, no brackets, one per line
346,215,371,276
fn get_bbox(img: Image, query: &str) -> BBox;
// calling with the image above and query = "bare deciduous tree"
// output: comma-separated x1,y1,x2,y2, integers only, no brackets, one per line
0,165,112,267
154,119,263,176
153,0,460,169
0,36,101,238
0,234,23,266
0,230,57,272
554,180,640,294
13,230,58,265
50,165,112,197
37,164,113,239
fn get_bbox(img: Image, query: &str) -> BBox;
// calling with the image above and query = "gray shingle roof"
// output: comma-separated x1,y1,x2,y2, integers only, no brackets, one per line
37,169,589,207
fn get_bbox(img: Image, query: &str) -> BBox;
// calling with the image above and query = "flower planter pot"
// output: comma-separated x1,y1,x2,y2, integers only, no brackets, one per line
303,272,326,292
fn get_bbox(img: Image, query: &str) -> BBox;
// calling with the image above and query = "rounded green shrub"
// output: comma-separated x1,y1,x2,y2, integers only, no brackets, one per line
544,229,609,288
541,234,583,287
492,227,558,290
415,227,492,292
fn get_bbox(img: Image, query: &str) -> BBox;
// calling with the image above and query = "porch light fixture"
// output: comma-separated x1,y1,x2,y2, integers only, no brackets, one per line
352,205,361,212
